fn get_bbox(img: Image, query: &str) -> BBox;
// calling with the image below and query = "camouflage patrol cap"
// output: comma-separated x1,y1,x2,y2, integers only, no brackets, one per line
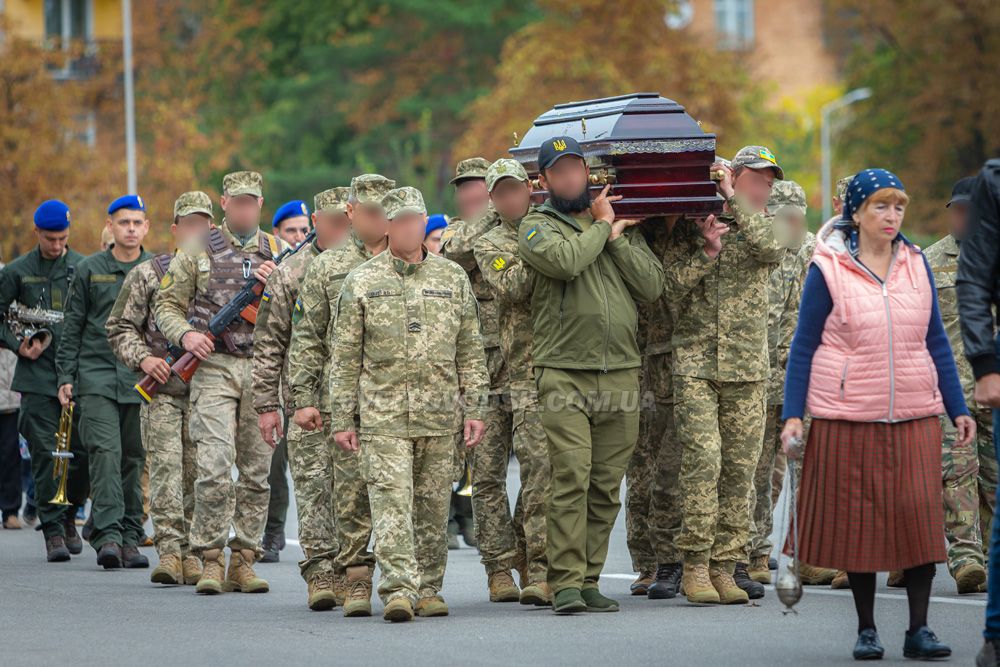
222,170,263,197
768,180,807,215
836,175,854,202
350,174,396,204
382,187,426,220
732,145,784,180
314,187,351,213
486,158,529,193
173,191,214,219
450,157,491,185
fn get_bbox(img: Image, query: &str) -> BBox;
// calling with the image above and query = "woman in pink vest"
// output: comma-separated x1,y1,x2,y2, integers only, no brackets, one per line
782,169,975,661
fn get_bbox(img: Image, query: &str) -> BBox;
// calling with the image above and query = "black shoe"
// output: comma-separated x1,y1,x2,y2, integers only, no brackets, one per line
260,533,280,563
460,524,477,548
276,531,286,550
734,562,765,600
45,535,71,562
977,638,1000,667
97,542,123,569
853,628,884,660
768,557,778,571
63,515,82,555
122,544,149,568
81,513,94,542
647,563,683,600
903,626,951,660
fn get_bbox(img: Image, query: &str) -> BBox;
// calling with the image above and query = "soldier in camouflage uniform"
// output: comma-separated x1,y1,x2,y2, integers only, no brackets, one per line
155,171,284,595
106,191,214,585
925,176,997,594
287,174,394,617
472,158,552,606
666,146,786,605
330,186,490,623
252,186,351,609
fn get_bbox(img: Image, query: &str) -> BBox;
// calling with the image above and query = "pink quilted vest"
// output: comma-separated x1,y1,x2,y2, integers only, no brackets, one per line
805,223,944,423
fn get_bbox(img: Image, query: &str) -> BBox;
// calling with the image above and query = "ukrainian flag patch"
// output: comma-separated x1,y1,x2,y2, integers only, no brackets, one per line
262,292,271,303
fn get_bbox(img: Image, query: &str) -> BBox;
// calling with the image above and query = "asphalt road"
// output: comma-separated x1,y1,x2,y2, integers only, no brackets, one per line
0,463,990,666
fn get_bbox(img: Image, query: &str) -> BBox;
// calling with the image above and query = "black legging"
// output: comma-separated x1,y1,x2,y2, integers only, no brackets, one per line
848,563,936,634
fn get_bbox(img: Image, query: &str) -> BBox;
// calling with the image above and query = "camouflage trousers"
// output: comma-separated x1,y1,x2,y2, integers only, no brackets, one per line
286,416,338,581
943,409,998,575
675,377,766,568
187,355,272,557
747,404,784,560
360,432,455,604
333,440,375,575
140,393,196,558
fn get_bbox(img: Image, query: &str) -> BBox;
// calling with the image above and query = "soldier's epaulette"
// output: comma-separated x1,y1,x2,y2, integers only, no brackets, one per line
152,253,173,280
258,231,280,260
207,226,229,255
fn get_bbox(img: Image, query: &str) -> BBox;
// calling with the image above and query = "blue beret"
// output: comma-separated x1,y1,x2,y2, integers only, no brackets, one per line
34,200,71,231
272,200,310,227
842,169,905,222
425,214,448,236
108,194,145,216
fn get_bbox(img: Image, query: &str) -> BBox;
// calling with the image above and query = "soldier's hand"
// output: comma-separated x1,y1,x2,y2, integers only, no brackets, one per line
334,430,358,452
780,418,804,460
293,406,323,431
713,162,735,199
609,218,642,242
57,384,74,408
17,337,45,360
181,330,214,360
255,260,277,284
258,410,284,449
464,419,486,449
696,215,729,259
954,415,977,448
139,355,171,384
590,184,623,225
974,373,1000,408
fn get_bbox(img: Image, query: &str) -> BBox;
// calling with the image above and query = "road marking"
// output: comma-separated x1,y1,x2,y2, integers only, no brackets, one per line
603,574,987,607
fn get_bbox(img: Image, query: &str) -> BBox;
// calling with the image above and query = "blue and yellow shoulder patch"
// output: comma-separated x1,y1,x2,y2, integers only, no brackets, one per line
159,273,173,290
291,297,304,323
261,291,271,303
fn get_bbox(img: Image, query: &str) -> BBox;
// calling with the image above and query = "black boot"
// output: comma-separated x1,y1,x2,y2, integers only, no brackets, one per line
45,535,71,562
260,533,281,563
63,513,82,555
977,638,1000,667
853,628,884,660
122,544,149,569
647,563,683,600
733,562,765,600
97,542,123,569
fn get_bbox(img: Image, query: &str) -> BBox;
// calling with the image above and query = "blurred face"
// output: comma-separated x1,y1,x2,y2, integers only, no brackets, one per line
538,156,590,214
347,200,388,246
312,210,350,250
387,212,427,257
832,196,844,216
773,206,807,247
853,192,906,245
220,194,263,233
733,167,776,212
424,228,445,255
275,215,310,247
490,177,532,221
948,201,969,241
35,228,69,260
171,213,212,246
454,179,489,221
107,208,149,252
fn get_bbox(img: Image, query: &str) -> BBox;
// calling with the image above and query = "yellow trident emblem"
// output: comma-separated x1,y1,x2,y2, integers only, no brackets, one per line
553,139,567,151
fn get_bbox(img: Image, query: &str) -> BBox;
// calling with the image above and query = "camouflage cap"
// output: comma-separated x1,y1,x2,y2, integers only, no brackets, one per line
768,179,807,214
222,170,263,197
450,157,491,185
731,145,784,180
350,174,396,204
836,174,854,202
382,186,426,220
173,191,214,219
314,186,351,213
486,158,529,193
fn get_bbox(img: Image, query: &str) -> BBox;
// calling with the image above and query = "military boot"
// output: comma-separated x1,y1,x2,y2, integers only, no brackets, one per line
122,544,149,569
182,554,203,585
45,535,71,563
307,571,338,611
747,555,771,584
647,563,683,600
710,566,749,605
886,570,906,588
63,514,82,555
955,562,988,594
830,570,851,589
519,581,552,606
150,553,183,585
488,570,520,602
196,549,225,595
332,572,348,606
383,596,414,623
630,568,654,596
799,562,837,585
224,548,269,593
733,562,765,600
343,565,373,617
415,595,449,617
681,563,720,604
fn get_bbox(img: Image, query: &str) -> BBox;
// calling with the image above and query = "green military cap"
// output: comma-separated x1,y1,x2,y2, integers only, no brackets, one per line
223,170,263,197
768,179,807,215
450,157,491,185
486,158,529,193
314,186,351,213
173,191,214,219
382,186,426,220
731,145,784,180
350,174,396,204
836,174,854,202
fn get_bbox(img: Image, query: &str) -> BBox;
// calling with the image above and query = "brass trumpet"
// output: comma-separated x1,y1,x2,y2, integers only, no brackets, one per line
50,404,75,506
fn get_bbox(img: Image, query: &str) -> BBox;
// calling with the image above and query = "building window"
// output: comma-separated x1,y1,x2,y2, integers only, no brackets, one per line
44,0,93,46
715,0,754,51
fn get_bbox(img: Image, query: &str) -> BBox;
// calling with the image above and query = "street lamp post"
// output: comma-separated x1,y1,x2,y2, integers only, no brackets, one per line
122,0,137,193
821,87,872,222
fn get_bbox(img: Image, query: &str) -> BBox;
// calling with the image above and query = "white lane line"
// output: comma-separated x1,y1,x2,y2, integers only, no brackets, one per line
603,574,987,607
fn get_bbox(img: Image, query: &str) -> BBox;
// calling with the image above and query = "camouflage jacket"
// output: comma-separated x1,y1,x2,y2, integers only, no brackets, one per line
473,212,536,410
251,239,322,415
287,233,380,413
767,232,816,405
328,249,490,437
666,197,785,382
925,234,977,408
106,257,189,397
442,210,503,355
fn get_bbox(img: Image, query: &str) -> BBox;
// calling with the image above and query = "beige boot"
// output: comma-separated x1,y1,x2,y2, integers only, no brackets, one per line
383,596,414,623
798,562,837,586
150,553,183,585
343,565,373,617
747,555,772,584
955,562,987,594
332,572,348,606
709,566,749,605
681,563,720,604
488,570,520,602
224,548,269,593
182,554,203,585
307,571,338,611
830,570,851,589
519,581,552,606
196,549,225,595
415,594,449,617
886,570,906,588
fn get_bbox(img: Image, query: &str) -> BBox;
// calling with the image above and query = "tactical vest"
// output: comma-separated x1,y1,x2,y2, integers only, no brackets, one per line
190,227,276,357
144,254,174,360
